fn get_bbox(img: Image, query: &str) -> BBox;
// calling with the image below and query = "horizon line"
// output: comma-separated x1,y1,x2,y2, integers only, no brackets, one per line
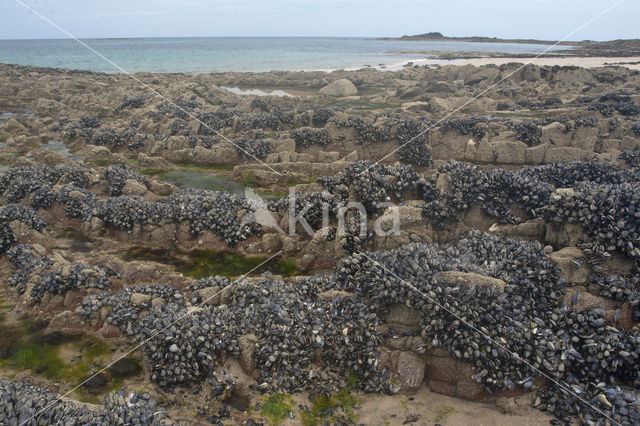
0,34,612,43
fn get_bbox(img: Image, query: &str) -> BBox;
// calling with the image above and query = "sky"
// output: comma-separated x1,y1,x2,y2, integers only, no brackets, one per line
0,0,638,41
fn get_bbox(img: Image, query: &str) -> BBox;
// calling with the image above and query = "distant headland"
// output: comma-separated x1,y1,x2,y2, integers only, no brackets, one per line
378,32,640,57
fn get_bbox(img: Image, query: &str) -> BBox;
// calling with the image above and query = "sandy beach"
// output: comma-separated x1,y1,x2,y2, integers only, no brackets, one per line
440,55,640,70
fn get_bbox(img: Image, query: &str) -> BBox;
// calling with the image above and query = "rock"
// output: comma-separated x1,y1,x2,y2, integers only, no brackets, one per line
489,219,546,241
492,141,526,164
316,290,353,301
109,358,142,377
386,304,421,329
424,355,466,385
549,246,590,285
396,351,425,392
496,393,539,416
455,378,485,400
318,151,341,162
545,147,595,163
319,79,358,97
464,67,499,85
137,153,171,169
544,222,583,248
340,150,359,162
81,372,109,393
122,179,147,196
562,290,624,326
68,190,87,199
35,332,65,345
521,65,541,82
525,144,550,165
130,293,152,306
237,334,258,376
428,379,457,397
32,98,67,116
262,233,282,251
198,284,232,306
100,323,122,339
434,271,506,292
400,101,430,112
49,311,84,331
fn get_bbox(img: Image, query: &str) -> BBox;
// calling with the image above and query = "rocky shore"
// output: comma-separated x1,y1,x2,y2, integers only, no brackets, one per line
1,60,640,424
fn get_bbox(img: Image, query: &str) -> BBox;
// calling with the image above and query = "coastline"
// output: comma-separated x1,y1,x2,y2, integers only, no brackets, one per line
1,54,640,425
422,55,640,70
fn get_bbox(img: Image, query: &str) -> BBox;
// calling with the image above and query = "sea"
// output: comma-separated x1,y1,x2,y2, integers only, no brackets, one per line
0,37,568,74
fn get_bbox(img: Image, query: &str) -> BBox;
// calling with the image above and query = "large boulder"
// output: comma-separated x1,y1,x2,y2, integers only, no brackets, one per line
492,141,526,165
464,67,500,86
319,79,358,97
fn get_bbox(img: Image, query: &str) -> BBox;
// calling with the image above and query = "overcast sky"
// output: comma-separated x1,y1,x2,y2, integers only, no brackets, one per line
1,0,637,40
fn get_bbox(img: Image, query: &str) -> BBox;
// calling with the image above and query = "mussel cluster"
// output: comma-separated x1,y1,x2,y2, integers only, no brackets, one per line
232,137,272,160
188,134,219,149
329,115,390,144
0,204,49,254
104,164,148,196
439,116,487,140
290,127,331,148
169,119,187,135
564,117,599,132
7,243,52,294
317,160,422,213
311,107,334,126
396,118,433,167
508,121,542,146
198,110,237,133
620,150,640,168
0,164,261,246
427,160,640,227
335,231,640,424
80,276,384,392
249,112,280,130
589,101,640,117
30,262,119,303
92,127,137,148
544,181,640,265
0,379,170,425
149,99,201,120
0,165,90,203
116,95,147,111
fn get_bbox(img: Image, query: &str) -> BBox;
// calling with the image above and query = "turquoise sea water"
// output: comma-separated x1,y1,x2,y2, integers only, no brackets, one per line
0,37,567,74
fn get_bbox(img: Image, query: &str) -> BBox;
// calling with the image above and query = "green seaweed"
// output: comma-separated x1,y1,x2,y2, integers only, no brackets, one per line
241,171,257,187
7,343,65,378
173,161,237,173
122,247,297,279
435,406,457,423
261,393,293,426
302,389,359,425
0,319,121,390
139,168,171,176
